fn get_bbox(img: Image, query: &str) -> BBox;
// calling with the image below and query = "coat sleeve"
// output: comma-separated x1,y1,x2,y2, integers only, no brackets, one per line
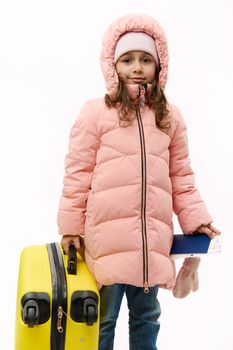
169,106,213,234
57,100,99,236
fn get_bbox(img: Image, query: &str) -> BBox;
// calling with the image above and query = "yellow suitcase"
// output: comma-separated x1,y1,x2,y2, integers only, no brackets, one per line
15,242,99,349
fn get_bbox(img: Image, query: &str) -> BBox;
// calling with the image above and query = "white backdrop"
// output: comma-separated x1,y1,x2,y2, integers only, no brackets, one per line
1,0,232,349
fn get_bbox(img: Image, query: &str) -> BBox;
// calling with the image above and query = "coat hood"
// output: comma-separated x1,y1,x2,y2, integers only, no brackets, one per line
100,14,169,96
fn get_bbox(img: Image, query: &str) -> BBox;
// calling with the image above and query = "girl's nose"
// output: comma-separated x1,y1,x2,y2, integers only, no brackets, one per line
133,60,143,72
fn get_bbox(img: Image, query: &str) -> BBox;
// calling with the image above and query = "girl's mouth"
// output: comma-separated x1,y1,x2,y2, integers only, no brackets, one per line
130,78,145,83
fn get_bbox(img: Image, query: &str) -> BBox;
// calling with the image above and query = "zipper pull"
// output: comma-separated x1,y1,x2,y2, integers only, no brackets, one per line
144,282,149,294
57,306,64,333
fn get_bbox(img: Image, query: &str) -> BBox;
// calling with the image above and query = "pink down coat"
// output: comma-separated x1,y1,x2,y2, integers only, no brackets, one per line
57,14,212,291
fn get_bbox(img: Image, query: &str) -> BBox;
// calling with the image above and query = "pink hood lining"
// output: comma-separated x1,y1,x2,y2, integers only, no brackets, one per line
100,14,169,96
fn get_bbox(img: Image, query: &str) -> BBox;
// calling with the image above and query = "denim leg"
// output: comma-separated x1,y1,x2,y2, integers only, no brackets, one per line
98,284,126,350
126,285,161,350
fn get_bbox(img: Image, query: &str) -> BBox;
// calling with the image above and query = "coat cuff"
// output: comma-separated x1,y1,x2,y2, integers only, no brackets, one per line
177,203,213,234
57,211,85,236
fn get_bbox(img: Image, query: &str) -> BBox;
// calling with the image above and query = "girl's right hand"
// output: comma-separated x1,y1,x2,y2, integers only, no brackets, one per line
194,223,221,239
61,235,82,255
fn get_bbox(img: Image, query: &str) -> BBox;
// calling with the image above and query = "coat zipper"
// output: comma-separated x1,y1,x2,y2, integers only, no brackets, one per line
136,86,149,294
47,243,67,349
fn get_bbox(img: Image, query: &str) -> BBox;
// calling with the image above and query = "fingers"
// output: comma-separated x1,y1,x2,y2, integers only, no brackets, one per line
197,226,214,239
205,229,217,240
61,235,80,254
207,224,221,236
61,236,72,254
72,236,81,251
195,224,221,240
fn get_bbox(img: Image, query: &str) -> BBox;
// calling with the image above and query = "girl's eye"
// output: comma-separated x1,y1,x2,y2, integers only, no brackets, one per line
122,58,131,63
143,58,152,63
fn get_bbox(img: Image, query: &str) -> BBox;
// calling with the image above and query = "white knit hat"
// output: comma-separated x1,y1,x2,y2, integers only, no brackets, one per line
114,32,159,66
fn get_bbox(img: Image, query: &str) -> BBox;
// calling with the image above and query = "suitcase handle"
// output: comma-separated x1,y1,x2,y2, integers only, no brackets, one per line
67,244,77,275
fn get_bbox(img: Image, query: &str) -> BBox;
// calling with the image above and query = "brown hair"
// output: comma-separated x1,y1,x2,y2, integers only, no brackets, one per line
104,68,171,132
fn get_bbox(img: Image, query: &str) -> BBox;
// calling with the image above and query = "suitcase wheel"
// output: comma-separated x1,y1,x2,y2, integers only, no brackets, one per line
23,300,39,327
71,291,99,326
21,292,50,327
84,302,96,326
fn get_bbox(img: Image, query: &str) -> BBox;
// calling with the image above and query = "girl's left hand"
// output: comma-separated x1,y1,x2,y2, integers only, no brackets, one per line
194,223,221,239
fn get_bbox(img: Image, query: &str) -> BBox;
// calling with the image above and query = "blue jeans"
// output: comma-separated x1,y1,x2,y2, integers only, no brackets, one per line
98,284,161,350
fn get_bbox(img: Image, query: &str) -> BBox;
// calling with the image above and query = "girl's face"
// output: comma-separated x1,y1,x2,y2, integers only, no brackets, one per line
115,50,157,85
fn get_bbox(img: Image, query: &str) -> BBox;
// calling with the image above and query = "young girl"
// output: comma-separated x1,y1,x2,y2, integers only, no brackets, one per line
57,14,221,350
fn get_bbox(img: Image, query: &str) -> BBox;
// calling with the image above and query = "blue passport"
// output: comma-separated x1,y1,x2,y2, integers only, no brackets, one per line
170,233,221,259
